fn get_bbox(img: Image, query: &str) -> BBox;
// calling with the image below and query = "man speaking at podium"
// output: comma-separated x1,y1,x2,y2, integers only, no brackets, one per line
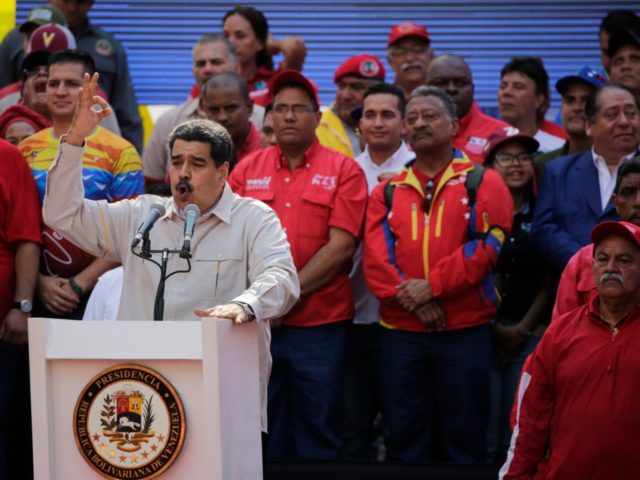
41,72,300,432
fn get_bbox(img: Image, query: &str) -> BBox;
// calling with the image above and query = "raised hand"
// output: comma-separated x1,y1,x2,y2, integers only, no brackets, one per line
66,72,112,147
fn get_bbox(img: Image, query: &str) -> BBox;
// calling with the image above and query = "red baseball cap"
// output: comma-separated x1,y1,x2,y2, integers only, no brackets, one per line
271,70,321,109
483,128,540,164
333,54,386,84
388,22,430,47
592,221,640,250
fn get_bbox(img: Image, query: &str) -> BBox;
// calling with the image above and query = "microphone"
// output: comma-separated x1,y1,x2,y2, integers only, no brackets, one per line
180,204,200,258
131,203,166,248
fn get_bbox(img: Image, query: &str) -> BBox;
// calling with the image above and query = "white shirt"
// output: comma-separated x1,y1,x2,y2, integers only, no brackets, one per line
534,129,566,153
83,266,123,321
350,141,414,325
592,147,638,210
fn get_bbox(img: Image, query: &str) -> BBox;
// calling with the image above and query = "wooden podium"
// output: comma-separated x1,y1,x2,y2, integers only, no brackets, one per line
28,318,263,480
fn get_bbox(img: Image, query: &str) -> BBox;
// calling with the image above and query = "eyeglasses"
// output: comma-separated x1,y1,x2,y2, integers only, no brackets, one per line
272,104,316,116
493,152,534,166
423,179,435,212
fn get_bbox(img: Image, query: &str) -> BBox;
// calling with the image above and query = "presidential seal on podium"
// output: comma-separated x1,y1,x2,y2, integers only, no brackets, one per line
73,364,186,479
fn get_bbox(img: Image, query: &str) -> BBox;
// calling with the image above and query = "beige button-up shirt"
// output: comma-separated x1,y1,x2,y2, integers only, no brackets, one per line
43,141,300,430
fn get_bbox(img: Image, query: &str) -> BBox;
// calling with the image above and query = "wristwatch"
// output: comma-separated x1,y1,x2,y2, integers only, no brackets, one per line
12,300,33,314
229,301,256,322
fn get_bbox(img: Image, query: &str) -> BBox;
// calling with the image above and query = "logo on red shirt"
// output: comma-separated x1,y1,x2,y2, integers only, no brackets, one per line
311,174,337,190
246,176,272,190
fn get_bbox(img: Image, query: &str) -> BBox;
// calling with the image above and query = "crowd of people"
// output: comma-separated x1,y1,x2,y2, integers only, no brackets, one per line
0,2,640,479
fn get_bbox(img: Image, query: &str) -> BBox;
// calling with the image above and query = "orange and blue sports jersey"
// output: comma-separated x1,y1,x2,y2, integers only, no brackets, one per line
19,126,143,277
19,126,144,203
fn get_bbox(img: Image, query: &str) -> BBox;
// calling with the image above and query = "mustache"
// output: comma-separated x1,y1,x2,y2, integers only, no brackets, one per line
175,178,194,193
601,271,624,284
626,209,640,219
401,60,424,72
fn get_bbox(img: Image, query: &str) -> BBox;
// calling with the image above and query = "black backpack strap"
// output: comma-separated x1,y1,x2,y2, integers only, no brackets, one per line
383,181,396,211
464,163,486,206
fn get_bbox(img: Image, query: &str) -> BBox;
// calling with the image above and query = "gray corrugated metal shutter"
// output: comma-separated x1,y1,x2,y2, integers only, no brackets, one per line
15,1,640,112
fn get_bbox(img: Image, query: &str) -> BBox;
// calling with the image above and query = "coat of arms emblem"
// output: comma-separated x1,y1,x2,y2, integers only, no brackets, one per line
73,364,186,479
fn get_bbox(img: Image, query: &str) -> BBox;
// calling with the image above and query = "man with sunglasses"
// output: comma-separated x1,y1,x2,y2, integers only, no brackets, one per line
363,86,513,463
229,70,367,459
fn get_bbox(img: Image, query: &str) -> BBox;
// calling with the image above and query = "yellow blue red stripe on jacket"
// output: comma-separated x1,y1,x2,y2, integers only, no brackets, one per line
363,149,514,332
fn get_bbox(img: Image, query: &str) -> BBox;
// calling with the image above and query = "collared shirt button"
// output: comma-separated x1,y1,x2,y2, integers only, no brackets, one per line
284,177,291,183
285,202,291,208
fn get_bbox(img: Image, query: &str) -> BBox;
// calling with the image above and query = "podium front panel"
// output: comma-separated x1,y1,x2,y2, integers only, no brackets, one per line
29,318,262,480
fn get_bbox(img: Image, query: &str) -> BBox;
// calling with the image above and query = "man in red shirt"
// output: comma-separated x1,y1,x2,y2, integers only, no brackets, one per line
229,70,368,459
426,54,510,163
553,156,640,318
0,140,42,478
501,220,640,479
201,72,261,166
364,86,513,462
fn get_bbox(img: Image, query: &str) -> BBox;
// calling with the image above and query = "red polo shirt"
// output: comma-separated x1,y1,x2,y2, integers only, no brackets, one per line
0,140,42,322
453,102,511,164
228,139,368,327
236,122,262,162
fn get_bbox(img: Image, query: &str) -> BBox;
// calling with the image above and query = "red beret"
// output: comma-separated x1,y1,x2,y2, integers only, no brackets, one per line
333,54,386,84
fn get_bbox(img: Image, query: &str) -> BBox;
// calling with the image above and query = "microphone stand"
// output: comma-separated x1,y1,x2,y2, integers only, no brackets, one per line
131,236,191,321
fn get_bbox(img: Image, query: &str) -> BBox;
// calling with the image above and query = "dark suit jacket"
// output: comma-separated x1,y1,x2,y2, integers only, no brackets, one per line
532,150,620,271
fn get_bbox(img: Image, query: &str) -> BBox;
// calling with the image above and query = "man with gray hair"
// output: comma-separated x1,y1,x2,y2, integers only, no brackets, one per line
532,83,640,275
42,73,299,435
143,34,264,185
386,22,434,100
363,85,513,463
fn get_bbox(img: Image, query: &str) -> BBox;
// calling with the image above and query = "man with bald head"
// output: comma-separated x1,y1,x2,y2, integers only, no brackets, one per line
201,72,261,165
142,35,264,185
426,54,509,163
